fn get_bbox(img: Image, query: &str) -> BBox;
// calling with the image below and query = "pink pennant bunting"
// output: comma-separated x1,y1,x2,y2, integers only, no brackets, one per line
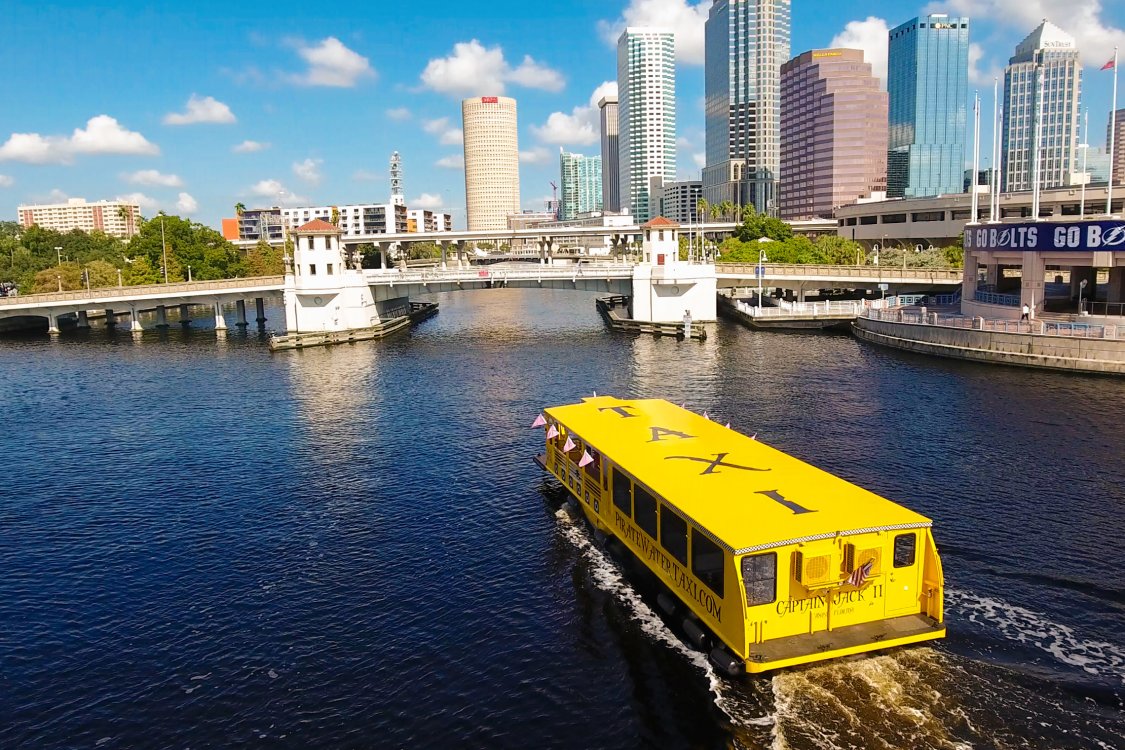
546,425,559,439
750,433,757,440
578,450,593,468
725,422,731,429
592,390,597,397
563,436,576,452
703,411,710,420
531,414,546,428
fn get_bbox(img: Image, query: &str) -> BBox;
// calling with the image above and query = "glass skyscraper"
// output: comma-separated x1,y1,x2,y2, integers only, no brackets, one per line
559,150,603,221
887,14,970,198
617,28,676,222
703,0,791,214
1002,20,1082,193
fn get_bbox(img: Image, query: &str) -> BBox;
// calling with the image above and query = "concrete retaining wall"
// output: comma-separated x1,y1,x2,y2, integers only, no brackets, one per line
852,317,1125,375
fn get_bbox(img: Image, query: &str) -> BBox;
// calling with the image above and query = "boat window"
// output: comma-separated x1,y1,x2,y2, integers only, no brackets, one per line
660,505,688,565
741,552,777,606
634,485,658,539
583,449,601,479
894,533,916,568
612,467,632,516
692,529,724,595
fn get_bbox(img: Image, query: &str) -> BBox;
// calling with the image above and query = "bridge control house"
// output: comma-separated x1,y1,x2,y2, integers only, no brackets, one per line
961,219,1125,320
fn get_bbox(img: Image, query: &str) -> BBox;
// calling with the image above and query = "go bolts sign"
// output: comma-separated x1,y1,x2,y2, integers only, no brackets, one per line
964,221,1125,252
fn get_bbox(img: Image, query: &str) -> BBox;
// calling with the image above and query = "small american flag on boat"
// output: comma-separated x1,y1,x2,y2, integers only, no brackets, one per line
846,559,874,587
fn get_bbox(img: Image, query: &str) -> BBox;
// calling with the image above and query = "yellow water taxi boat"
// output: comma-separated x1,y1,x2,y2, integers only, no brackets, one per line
534,396,945,676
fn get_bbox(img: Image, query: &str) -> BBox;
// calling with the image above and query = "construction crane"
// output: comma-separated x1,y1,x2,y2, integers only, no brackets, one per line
549,181,559,219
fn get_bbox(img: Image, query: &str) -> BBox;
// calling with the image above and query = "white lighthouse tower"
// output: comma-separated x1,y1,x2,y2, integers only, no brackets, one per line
630,216,717,323
283,219,378,333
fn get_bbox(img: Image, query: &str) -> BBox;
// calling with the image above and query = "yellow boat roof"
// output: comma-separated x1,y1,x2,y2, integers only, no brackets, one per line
544,396,931,554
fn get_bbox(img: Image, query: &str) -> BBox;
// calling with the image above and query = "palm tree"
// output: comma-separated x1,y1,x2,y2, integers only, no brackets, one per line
234,202,246,217
710,204,722,221
696,198,710,224
721,200,736,221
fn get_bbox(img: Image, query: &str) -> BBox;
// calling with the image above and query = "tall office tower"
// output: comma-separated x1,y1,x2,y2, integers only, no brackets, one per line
559,150,603,221
887,14,970,198
599,94,621,212
1002,21,1082,192
703,0,791,214
617,28,676,222
779,49,888,220
1109,109,1125,184
390,151,405,207
462,96,520,231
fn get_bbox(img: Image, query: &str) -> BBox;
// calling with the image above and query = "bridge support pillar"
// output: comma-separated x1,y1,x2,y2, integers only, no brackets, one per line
76,310,90,329
235,299,248,326
155,305,169,328
105,308,116,327
380,247,389,270
129,307,143,332
1020,253,1046,314
179,304,191,327
456,241,467,269
255,297,267,326
1108,267,1125,304
47,311,60,335
212,301,227,330
439,241,449,270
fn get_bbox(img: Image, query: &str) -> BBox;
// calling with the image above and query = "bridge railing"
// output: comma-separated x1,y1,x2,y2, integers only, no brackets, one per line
734,299,868,318
0,276,285,307
363,265,633,284
860,308,1124,340
716,263,963,281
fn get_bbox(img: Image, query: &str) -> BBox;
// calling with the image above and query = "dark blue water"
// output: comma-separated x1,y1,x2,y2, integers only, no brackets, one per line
1,289,1123,749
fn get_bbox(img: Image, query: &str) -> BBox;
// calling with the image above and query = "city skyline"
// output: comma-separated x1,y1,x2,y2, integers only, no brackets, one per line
1,0,1123,228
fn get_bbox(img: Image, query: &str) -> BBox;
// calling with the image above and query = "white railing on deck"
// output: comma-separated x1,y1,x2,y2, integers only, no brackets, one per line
860,308,1124,340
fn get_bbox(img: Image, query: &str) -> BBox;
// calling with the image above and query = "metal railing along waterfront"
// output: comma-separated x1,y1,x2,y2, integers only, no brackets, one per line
860,308,1125,340
0,276,285,307
733,299,870,318
362,264,634,285
716,263,963,281
973,289,1021,307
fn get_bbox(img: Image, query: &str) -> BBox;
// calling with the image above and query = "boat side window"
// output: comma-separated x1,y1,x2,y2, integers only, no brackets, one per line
742,552,777,606
583,449,601,479
612,467,632,516
692,528,725,596
634,485,659,539
894,533,916,568
660,505,688,565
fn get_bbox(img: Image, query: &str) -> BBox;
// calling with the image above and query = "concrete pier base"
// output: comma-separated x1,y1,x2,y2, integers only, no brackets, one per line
76,310,90,329
213,302,227,330
180,303,191,327
105,308,116,327
47,312,60,335
235,299,248,326
155,305,169,328
255,297,266,326
129,307,143,332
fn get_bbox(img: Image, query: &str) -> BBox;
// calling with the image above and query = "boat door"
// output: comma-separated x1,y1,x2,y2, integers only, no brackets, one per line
885,531,922,617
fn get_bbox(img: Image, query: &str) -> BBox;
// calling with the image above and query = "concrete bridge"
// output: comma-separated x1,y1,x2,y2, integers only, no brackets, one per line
0,276,284,333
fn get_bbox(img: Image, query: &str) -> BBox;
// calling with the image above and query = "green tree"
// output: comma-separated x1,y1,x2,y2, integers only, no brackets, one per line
123,256,162,286
32,262,83,292
84,259,120,288
735,213,793,242
696,198,710,223
813,235,865,265
128,214,245,280
245,239,284,275
235,203,246,217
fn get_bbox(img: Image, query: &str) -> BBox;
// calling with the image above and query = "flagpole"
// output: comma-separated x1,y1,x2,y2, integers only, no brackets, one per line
971,91,981,224
1032,67,1044,221
990,78,1000,223
1108,46,1119,217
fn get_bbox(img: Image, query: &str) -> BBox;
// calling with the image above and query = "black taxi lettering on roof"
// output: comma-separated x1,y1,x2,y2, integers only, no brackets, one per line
598,405,639,418
755,489,815,515
648,426,694,442
665,452,770,475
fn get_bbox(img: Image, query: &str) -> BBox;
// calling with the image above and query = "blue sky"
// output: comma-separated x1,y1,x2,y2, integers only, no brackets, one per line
1,0,1122,228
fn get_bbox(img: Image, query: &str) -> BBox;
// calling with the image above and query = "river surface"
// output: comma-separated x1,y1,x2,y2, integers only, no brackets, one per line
1,289,1123,749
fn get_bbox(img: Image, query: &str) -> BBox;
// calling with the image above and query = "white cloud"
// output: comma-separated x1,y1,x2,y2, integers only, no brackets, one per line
531,81,617,147
519,147,554,164
115,191,161,212
829,17,890,87
692,152,706,168
423,117,464,145
411,193,444,210
0,175,13,188
175,192,198,214
420,39,564,95
968,43,1004,86
436,154,464,169
163,94,236,125
247,179,308,206
352,169,382,181
598,0,711,65
386,107,412,121
292,157,323,185
0,115,159,164
232,140,269,153
287,37,375,87
123,169,183,187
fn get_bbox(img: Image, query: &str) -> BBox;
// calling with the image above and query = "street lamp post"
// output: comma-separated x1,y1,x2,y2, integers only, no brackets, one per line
160,215,169,283
56,274,61,292
757,247,766,313
117,269,123,288
54,245,62,267
187,265,192,282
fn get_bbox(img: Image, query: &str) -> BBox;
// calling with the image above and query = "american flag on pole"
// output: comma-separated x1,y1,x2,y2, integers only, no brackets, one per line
847,559,874,587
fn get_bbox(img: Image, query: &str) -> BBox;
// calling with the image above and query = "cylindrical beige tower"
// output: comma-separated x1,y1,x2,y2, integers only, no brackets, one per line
462,96,520,231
